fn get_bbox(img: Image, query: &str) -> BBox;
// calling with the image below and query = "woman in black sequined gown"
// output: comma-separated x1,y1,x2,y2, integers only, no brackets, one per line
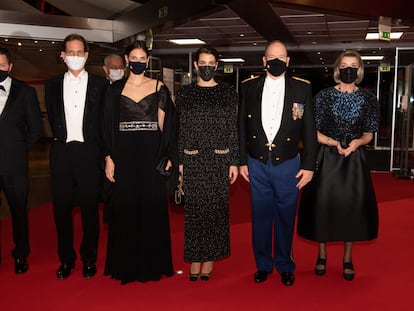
297,50,379,281
102,41,176,284
176,46,239,281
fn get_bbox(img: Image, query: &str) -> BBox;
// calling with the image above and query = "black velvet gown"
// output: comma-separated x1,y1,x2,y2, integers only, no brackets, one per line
104,85,174,284
297,87,379,242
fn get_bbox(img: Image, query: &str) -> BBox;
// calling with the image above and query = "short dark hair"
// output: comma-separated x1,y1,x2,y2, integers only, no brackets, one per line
61,34,89,53
194,45,219,62
0,47,12,64
124,41,149,58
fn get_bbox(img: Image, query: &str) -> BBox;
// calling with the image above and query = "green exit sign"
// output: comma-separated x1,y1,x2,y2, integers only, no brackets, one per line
158,6,168,18
380,30,390,41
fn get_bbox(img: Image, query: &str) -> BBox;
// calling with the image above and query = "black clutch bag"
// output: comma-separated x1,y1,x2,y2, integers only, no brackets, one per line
340,134,351,149
155,156,172,177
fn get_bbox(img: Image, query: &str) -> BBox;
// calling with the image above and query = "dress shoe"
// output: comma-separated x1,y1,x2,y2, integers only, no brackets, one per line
314,257,327,276
254,270,271,283
189,272,200,282
343,262,355,281
281,272,295,286
15,257,29,274
83,262,97,279
200,271,212,281
56,263,74,280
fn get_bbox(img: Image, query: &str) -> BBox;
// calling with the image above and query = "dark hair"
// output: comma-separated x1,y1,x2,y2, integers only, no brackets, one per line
194,45,219,62
61,34,89,53
0,47,12,64
124,41,149,58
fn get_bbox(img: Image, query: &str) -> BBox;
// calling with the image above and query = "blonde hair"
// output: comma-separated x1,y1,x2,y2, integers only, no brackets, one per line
333,49,364,84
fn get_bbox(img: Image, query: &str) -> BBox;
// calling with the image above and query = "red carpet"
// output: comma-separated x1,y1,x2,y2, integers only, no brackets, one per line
0,173,413,311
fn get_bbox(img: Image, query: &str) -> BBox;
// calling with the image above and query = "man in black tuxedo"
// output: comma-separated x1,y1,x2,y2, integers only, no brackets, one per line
0,47,42,273
45,34,107,280
239,40,317,286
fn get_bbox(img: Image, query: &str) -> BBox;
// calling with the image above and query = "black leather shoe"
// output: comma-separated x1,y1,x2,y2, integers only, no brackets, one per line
254,270,271,283
83,262,97,279
281,272,295,286
15,257,29,274
56,263,74,280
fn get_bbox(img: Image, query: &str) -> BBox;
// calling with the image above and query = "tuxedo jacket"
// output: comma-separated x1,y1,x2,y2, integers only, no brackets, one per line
45,72,107,147
0,79,42,175
239,75,317,171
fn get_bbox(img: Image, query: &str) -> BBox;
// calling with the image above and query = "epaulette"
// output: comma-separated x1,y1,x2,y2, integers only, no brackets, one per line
292,76,311,84
242,75,260,83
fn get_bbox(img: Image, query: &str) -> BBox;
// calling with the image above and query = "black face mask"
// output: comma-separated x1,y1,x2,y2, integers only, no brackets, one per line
0,69,8,82
198,66,216,82
129,61,147,75
339,67,358,84
265,58,287,77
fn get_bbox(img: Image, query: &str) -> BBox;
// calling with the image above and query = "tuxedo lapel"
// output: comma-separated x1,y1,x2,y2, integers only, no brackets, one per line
55,75,67,131
83,74,98,125
0,79,19,118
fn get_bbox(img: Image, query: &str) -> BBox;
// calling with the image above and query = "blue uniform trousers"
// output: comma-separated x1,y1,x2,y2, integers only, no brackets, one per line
248,155,300,273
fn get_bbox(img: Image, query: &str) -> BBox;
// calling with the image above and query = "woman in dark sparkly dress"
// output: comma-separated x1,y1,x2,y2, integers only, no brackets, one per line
297,50,379,281
103,41,176,284
176,46,239,281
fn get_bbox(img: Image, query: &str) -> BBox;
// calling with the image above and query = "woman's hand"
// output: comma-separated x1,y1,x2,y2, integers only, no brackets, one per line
105,156,115,183
229,166,238,184
165,160,172,172
239,165,249,182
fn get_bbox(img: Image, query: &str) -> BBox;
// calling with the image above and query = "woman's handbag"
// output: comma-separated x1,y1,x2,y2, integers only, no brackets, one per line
155,156,172,177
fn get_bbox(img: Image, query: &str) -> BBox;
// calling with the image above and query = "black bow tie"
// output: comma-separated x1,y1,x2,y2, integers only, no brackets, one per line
0,85,5,91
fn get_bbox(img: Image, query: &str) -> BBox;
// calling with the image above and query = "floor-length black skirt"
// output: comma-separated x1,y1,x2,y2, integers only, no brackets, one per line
297,145,378,242
104,130,174,284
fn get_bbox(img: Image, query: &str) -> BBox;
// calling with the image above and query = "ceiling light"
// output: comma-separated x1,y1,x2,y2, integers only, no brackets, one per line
168,39,206,45
361,55,384,61
219,58,245,63
365,32,403,40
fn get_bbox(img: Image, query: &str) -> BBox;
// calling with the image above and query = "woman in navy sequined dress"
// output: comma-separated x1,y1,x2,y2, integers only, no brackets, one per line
297,50,379,281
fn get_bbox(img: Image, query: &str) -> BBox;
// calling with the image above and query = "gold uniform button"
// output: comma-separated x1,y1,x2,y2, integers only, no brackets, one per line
275,157,280,161
286,137,291,141
248,114,252,118
259,156,263,160
252,135,256,139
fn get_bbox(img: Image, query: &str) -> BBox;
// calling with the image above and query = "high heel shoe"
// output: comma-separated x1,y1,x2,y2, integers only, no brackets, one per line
200,271,212,281
189,272,200,282
314,257,326,276
343,262,355,281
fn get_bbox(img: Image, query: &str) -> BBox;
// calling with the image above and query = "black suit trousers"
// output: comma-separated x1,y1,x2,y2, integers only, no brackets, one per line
50,141,100,264
0,174,30,259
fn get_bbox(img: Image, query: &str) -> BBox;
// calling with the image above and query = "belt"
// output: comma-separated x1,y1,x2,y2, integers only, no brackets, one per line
119,121,158,131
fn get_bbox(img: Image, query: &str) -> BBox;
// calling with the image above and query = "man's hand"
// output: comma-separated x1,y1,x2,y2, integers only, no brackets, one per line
295,169,313,189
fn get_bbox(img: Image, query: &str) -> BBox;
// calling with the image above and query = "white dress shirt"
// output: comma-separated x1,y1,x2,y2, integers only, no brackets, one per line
63,70,88,142
261,75,285,147
0,76,12,115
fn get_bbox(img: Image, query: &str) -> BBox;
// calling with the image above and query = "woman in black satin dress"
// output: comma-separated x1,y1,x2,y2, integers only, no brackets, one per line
103,41,176,284
297,50,379,281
